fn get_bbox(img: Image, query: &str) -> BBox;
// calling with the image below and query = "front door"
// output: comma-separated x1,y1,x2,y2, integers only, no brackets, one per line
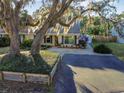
55,36,59,46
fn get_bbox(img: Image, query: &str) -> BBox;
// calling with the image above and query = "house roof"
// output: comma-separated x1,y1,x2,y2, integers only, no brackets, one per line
47,20,81,35
0,27,29,34
68,20,80,34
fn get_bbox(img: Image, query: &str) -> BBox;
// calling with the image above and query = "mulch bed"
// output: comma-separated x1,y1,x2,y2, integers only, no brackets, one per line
0,80,52,93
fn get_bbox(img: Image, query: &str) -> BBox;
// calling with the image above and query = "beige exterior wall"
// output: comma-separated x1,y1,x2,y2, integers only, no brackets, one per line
41,34,80,46
26,33,34,40
58,36,62,44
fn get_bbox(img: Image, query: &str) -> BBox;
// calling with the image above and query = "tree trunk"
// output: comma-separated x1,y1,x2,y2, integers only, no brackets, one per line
9,32,20,55
31,23,50,55
30,0,72,55
4,18,20,55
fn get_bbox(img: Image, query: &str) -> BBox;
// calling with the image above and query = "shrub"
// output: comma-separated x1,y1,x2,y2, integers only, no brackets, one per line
0,37,10,47
20,39,33,49
79,34,88,48
93,44,112,54
41,45,52,50
0,54,52,74
79,40,87,48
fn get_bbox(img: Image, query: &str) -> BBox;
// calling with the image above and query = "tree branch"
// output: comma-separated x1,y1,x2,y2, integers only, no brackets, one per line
0,1,4,19
56,0,73,17
14,0,24,14
98,12,118,24
58,16,80,27
14,0,33,14
49,0,59,15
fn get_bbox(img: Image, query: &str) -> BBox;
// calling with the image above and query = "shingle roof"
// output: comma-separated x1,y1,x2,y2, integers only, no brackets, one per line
0,28,29,34
68,20,80,34
47,20,80,35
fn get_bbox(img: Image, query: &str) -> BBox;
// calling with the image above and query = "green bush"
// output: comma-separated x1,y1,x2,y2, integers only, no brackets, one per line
0,54,52,74
79,40,87,48
41,45,52,50
20,39,33,49
87,25,105,35
0,37,10,47
93,44,112,54
21,39,52,50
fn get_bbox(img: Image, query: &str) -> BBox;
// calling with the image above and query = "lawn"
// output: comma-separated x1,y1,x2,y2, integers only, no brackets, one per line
94,42,124,62
0,47,9,55
0,47,59,74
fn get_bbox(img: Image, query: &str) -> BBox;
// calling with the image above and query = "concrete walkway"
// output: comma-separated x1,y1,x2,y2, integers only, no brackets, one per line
48,47,94,55
48,47,112,56
55,54,124,93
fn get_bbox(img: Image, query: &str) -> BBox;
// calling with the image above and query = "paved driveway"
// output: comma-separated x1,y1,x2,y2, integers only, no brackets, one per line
55,54,124,93
48,47,113,56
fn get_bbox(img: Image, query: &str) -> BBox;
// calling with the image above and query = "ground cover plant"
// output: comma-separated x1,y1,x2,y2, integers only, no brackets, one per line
0,48,59,74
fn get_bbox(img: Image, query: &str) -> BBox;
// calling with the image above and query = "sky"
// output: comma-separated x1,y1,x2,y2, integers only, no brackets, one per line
25,0,124,15
115,0,124,14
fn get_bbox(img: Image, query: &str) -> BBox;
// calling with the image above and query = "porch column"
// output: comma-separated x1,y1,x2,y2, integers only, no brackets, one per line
44,36,46,43
74,35,77,45
62,36,64,44
52,36,55,46
50,36,52,43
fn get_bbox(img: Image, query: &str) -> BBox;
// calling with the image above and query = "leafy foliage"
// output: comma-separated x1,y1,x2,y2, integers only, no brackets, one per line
41,45,52,50
93,42,124,61
0,51,59,74
93,44,112,54
20,39,33,50
87,25,105,35
0,37,10,47
79,40,87,48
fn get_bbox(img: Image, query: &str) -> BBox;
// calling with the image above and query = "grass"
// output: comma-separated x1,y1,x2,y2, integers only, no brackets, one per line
0,47,9,55
93,42,124,62
0,47,59,74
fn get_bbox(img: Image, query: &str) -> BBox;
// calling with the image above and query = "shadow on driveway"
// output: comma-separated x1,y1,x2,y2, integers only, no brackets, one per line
63,54,124,73
55,54,124,93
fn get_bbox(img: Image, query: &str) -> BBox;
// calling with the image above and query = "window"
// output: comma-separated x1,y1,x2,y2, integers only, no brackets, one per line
46,36,52,43
64,36,75,44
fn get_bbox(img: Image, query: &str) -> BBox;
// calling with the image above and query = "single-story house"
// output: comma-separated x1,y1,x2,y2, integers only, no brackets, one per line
0,27,29,43
42,20,81,47
0,20,82,47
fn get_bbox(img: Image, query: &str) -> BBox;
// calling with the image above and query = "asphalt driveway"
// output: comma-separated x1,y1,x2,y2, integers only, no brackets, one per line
55,54,124,93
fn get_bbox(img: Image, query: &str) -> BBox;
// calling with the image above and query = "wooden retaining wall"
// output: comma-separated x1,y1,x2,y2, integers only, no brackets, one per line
0,55,62,85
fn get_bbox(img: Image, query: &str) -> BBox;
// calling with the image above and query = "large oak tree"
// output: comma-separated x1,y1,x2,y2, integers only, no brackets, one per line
0,0,34,55
0,0,38,55
0,0,117,55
